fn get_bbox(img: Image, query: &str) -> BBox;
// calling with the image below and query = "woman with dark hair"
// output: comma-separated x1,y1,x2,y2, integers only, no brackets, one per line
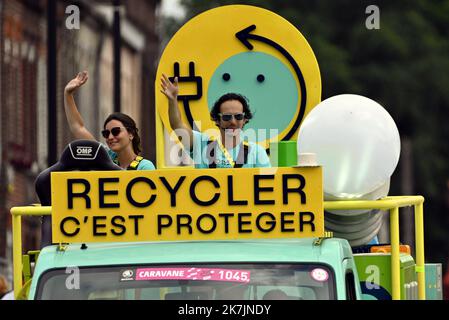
64,71,155,170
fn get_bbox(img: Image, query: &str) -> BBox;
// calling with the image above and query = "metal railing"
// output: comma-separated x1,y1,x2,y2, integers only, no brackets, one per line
324,195,425,300
10,206,51,299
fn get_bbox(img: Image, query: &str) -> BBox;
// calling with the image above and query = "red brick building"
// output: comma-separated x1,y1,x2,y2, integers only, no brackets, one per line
0,0,161,280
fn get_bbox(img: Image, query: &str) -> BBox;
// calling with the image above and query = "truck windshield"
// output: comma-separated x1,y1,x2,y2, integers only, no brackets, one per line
35,263,336,300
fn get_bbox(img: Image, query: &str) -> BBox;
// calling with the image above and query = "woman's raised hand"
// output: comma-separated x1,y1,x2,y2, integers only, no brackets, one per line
65,71,89,94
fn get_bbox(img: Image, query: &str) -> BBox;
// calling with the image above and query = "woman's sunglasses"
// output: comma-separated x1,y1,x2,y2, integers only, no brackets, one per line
101,126,127,138
218,113,245,121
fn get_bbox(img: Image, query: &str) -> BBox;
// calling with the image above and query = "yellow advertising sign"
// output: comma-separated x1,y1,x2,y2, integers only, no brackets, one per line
51,167,323,243
156,5,321,152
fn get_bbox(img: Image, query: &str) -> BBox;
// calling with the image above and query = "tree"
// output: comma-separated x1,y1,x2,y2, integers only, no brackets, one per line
169,0,449,267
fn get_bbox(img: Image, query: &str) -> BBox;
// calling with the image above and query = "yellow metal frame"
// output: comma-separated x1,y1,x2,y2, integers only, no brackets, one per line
10,206,52,299
11,195,425,300
324,195,425,300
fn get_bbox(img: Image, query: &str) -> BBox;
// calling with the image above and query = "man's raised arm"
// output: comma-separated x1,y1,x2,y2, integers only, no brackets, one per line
160,74,193,150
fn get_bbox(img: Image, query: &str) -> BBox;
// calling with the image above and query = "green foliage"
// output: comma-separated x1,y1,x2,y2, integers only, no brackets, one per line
169,0,449,265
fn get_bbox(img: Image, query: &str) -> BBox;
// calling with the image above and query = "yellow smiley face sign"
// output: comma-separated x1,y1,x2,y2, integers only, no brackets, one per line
156,5,321,164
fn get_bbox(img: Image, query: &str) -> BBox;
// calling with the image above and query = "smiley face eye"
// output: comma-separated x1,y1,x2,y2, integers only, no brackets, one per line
222,73,231,81
257,74,265,83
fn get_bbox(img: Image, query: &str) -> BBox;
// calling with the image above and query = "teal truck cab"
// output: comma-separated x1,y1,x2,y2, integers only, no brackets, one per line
30,238,354,300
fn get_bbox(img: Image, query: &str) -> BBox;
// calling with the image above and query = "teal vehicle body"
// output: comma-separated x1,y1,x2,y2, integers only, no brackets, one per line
28,238,362,300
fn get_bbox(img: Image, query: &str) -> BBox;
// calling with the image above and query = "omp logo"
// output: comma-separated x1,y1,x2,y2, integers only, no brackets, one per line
69,143,99,160
76,146,93,156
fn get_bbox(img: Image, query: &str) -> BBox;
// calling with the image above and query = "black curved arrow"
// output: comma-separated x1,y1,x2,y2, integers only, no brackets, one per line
236,24,307,141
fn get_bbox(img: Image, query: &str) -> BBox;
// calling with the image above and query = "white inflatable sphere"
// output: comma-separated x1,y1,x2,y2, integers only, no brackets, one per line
297,94,400,199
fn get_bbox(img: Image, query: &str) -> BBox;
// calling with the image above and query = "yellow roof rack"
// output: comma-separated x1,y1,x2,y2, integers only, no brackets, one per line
324,195,425,300
10,205,51,299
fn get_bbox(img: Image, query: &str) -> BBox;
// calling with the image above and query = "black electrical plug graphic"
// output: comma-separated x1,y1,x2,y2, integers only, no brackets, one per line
169,62,203,130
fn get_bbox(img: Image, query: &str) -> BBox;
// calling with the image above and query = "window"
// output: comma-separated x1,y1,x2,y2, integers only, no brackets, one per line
36,263,336,300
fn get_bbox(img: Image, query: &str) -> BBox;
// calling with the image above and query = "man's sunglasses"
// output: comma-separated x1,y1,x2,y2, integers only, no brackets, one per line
101,126,127,138
218,113,245,121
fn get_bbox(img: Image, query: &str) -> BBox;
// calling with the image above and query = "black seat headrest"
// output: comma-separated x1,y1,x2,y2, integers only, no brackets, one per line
59,139,123,171
36,140,122,247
